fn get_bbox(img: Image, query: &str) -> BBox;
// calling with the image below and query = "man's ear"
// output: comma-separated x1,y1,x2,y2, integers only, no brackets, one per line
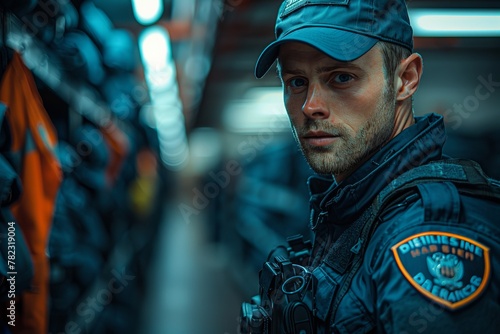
395,53,423,102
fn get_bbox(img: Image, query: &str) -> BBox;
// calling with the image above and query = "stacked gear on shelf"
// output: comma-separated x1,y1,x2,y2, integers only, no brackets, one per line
0,1,169,333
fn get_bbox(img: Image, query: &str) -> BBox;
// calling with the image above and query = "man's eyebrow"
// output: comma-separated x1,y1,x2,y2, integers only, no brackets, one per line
279,67,306,76
279,62,363,76
315,63,362,74
276,63,305,79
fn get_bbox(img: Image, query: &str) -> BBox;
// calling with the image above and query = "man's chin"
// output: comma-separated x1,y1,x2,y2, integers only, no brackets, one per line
301,143,335,154
302,149,357,175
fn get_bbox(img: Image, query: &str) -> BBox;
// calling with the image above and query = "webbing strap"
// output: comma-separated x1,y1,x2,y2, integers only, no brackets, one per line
417,182,461,223
379,160,467,203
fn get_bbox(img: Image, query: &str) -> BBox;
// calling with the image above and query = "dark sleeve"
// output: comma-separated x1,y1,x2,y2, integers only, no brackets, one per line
367,207,500,334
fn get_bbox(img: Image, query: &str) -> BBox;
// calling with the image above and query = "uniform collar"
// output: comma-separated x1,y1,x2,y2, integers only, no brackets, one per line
308,113,446,226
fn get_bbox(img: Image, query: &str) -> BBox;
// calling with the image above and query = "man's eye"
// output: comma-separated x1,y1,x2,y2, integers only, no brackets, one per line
289,78,306,88
334,73,353,84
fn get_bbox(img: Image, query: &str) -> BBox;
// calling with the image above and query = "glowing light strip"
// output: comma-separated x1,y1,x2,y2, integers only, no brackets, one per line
410,9,500,37
131,0,164,25
139,26,189,169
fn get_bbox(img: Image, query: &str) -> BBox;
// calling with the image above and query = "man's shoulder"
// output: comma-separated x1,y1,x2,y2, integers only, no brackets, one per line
370,191,500,254
375,158,500,226
364,180,500,315
378,158,500,204
366,159,500,270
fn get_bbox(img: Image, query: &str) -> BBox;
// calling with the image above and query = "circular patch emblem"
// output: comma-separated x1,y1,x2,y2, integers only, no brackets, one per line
391,231,490,310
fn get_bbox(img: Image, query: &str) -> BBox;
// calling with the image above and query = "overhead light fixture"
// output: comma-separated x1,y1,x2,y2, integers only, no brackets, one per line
131,0,164,25
410,9,500,37
138,26,170,69
139,26,189,170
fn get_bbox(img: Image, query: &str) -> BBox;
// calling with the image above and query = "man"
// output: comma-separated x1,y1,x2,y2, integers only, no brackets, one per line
242,0,500,333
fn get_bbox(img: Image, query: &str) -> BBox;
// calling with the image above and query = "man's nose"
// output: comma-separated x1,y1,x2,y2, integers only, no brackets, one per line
302,83,330,119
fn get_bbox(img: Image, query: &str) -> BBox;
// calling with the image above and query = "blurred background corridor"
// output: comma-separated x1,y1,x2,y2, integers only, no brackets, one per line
0,0,499,333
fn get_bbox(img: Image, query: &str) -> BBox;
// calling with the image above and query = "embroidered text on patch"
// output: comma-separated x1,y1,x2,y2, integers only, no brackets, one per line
391,231,490,310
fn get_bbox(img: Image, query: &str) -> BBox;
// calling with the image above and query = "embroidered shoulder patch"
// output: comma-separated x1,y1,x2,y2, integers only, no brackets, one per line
391,231,490,310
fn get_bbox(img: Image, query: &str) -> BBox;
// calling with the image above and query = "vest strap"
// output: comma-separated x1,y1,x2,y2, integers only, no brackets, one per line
417,181,461,223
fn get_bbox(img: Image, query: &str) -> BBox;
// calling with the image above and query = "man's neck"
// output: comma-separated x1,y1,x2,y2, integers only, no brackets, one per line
390,107,415,141
334,107,415,184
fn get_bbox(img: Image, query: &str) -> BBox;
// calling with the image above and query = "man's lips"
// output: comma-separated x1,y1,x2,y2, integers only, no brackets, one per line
302,131,339,147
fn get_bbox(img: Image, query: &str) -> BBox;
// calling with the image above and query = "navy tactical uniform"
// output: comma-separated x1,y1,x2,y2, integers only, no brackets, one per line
307,113,500,333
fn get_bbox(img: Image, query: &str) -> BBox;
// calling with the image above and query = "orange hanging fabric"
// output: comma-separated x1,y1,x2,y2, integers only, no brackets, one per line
101,121,129,186
0,52,62,333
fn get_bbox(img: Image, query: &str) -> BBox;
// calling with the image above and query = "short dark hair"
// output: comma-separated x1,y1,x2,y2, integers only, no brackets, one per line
378,41,412,80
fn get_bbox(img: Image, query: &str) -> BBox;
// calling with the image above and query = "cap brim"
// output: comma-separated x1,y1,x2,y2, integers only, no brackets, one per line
255,27,378,78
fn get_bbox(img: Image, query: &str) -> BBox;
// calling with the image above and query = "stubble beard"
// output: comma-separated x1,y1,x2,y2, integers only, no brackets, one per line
292,82,397,176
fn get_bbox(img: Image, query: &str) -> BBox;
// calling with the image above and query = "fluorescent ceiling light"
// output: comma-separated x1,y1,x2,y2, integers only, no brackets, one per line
139,26,189,170
131,0,164,25
410,9,500,37
139,26,171,69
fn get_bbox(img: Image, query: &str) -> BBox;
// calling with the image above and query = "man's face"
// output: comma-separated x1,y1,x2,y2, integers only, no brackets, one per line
278,42,397,178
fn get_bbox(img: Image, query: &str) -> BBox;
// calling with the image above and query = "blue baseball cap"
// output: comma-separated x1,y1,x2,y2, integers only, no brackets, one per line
255,0,414,78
